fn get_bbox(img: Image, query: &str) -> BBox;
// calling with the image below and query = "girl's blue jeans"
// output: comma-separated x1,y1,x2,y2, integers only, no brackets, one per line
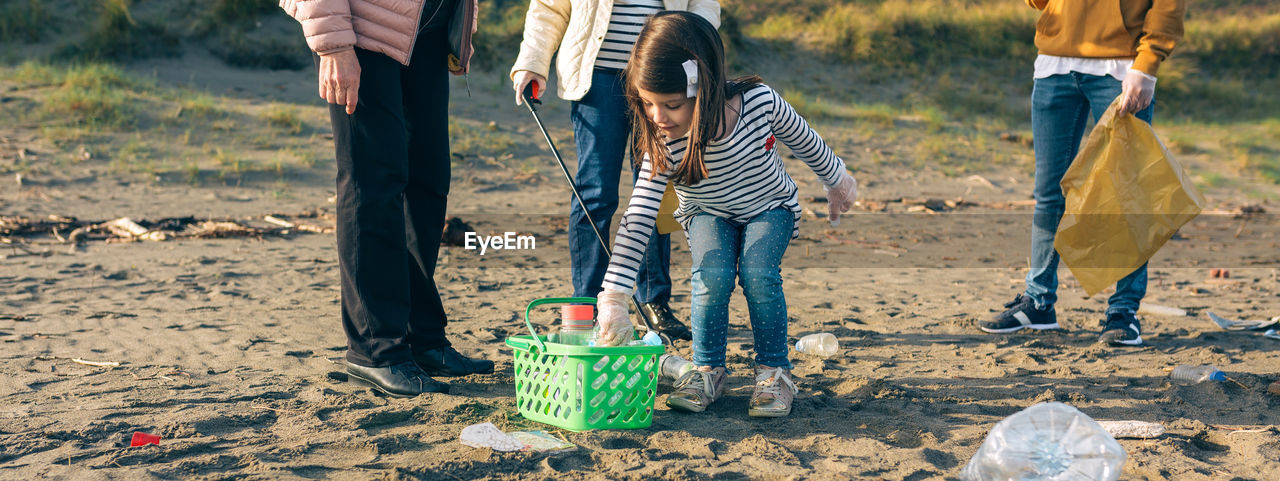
687,207,793,369
1026,72,1154,315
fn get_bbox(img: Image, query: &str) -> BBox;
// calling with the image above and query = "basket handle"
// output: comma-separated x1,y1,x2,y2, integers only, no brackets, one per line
524,297,596,352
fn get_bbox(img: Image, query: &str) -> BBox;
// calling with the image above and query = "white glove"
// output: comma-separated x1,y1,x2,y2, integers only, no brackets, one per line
824,171,858,226
512,70,547,106
594,290,634,347
1119,70,1156,114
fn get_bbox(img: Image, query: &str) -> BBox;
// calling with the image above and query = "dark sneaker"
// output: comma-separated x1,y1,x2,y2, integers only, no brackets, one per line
640,302,693,341
1099,312,1143,346
979,293,1060,333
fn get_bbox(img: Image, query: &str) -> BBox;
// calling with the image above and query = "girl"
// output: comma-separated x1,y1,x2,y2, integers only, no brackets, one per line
510,0,724,342
594,11,858,418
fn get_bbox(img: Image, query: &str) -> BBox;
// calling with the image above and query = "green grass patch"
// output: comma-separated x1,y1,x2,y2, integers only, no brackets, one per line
781,90,898,128
55,0,179,61
264,105,304,134
9,61,63,87
177,93,221,120
0,0,48,43
203,0,278,26
734,0,1037,69
207,27,311,70
449,120,516,159
39,63,146,129
1230,136,1280,183
473,0,535,70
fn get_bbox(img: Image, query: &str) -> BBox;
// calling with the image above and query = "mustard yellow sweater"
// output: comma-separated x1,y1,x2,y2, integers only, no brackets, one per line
1027,0,1186,75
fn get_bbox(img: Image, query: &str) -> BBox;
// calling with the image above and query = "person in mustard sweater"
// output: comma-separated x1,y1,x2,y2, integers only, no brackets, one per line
981,0,1186,346
510,0,721,341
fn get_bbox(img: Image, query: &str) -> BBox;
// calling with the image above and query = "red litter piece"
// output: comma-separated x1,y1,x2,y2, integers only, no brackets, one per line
130,432,161,447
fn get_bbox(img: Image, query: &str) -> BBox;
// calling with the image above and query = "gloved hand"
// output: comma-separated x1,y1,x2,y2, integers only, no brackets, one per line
1119,70,1156,114
512,70,547,106
594,289,634,347
824,171,858,226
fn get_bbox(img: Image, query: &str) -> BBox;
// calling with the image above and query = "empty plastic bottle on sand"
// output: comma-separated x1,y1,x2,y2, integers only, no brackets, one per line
961,402,1126,481
795,333,838,357
659,354,695,381
1170,365,1226,384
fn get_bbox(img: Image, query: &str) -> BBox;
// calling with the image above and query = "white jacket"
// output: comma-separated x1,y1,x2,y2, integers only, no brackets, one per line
510,0,720,101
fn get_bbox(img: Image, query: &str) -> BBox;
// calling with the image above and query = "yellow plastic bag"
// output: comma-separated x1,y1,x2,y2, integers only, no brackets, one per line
1054,99,1205,296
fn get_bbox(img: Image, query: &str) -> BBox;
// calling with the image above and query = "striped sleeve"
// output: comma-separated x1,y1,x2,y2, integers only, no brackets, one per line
601,154,670,295
766,88,847,188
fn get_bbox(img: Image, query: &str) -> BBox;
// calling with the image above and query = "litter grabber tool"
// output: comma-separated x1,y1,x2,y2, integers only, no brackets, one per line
521,84,669,345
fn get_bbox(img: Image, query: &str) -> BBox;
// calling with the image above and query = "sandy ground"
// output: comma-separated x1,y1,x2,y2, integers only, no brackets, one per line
2,58,1279,480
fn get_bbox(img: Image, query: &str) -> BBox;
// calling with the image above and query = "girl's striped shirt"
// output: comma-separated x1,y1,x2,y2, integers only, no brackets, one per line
602,84,848,294
594,0,665,70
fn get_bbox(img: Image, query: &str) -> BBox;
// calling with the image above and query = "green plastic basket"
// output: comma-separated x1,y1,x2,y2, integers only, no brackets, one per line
505,297,663,431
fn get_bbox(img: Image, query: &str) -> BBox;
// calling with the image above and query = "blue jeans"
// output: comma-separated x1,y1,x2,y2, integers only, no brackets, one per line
570,69,672,303
687,208,793,369
1026,72,1154,315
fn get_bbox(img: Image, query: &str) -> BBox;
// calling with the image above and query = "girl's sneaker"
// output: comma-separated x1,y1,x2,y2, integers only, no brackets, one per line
749,366,798,418
666,367,726,413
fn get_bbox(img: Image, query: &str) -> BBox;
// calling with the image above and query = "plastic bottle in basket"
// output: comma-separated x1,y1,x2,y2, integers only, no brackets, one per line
558,305,595,345
627,331,663,346
1170,365,1226,384
961,402,1126,481
659,354,695,380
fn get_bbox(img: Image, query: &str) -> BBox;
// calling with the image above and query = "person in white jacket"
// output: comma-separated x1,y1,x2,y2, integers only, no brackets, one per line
510,0,720,341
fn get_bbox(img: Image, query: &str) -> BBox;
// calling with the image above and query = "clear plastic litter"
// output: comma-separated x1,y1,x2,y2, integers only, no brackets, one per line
507,431,577,453
1170,365,1227,384
659,354,695,381
1206,312,1279,331
1136,303,1186,317
961,402,1126,481
795,333,839,357
1096,420,1165,439
459,422,525,452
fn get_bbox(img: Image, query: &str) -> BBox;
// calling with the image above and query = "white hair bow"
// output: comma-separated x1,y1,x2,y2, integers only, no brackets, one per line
681,59,698,98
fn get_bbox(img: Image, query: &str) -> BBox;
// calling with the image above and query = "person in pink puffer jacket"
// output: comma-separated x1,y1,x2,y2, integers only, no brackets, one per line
280,0,492,398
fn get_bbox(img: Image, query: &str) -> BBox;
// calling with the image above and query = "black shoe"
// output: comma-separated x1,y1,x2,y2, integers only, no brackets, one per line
979,293,1060,333
346,360,449,397
1099,312,1143,346
640,302,693,341
414,345,495,377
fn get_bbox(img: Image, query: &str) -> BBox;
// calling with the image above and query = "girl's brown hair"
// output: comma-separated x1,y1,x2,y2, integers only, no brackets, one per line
624,11,760,185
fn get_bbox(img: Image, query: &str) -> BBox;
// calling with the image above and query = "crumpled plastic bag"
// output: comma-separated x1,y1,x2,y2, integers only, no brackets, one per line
1054,99,1205,296
459,422,525,452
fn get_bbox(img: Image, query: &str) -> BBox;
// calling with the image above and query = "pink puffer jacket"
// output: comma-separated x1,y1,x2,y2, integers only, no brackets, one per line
280,0,476,73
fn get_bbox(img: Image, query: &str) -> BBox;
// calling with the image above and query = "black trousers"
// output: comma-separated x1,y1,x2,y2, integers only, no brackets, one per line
324,25,452,367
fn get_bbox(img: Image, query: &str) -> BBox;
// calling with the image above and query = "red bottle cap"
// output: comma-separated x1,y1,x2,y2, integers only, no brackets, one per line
561,305,595,329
